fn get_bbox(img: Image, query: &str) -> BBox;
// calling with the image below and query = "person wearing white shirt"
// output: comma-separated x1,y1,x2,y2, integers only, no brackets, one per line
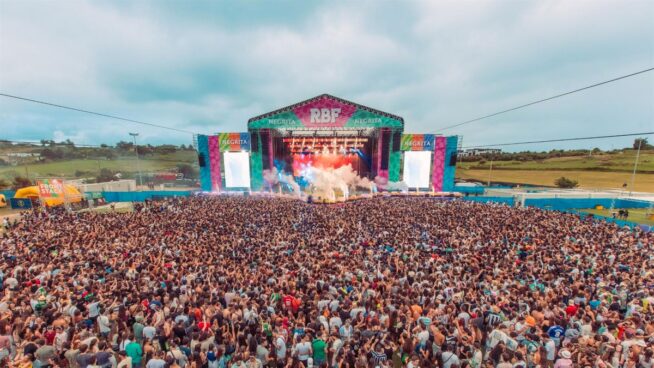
328,313,342,330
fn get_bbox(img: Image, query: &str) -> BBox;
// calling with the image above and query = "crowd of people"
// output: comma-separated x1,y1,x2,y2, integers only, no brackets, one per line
0,196,653,368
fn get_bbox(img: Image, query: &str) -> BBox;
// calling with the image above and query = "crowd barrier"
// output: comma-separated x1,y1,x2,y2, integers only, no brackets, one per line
523,198,652,211
459,196,515,205
453,185,485,195
101,190,193,202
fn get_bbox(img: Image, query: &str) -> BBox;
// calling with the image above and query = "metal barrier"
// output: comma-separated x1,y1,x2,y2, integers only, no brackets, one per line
101,190,193,202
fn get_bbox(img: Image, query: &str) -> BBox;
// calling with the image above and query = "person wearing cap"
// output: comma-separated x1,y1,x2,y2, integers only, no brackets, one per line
554,349,573,368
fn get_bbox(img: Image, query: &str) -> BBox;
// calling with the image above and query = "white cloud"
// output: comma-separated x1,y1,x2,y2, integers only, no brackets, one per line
0,0,652,150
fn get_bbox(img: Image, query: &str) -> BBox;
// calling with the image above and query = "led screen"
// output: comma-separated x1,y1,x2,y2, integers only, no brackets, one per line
403,151,431,188
224,151,251,188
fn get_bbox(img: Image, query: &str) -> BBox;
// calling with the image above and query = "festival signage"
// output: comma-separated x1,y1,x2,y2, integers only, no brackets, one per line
84,192,104,200
36,179,65,198
218,133,250,152
10,197,33,209
248,95,403,130
400,134,436,151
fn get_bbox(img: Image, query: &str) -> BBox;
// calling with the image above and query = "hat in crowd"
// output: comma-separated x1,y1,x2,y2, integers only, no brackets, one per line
525,316,536,327
559,349,572,359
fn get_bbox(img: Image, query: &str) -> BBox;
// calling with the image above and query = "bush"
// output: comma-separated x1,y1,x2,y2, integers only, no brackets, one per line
96,168,117,183
177,164,198,179
554,176,579,189
12,176,33,189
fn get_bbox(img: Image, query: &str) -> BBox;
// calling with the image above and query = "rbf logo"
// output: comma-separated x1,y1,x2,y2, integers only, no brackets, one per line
310,108,341,123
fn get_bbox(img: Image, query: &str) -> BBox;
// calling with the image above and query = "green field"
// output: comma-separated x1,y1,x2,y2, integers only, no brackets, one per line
581,208,654,226
456,150,654,192
0,151,196,181
457,150,654,172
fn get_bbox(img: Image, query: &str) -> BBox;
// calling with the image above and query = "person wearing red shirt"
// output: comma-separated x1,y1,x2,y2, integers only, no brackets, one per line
565,303,578,317
44,327,56,345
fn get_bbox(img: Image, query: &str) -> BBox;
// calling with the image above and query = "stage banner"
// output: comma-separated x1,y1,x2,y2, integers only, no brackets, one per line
248,96,403,130
218,133,250,152
400,134,435,151
207,136,222,191
432,137,447,191
36,179,65,198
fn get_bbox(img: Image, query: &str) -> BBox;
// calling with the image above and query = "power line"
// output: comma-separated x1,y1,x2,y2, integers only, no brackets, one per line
436,67,654,132
0,93,197,135
461,132,654,149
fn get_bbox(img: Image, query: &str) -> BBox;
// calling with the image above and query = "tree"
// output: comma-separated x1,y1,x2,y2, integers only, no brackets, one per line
136,145,153,155
554,177,579,189
154,144,177,154
116,141,134,151
12,176,32,189
176,164,198,179
40,148,65,160
633,138,654,150
0,178,9,190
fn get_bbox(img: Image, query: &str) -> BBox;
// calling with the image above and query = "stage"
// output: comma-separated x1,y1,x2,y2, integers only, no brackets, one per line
196,94,459,197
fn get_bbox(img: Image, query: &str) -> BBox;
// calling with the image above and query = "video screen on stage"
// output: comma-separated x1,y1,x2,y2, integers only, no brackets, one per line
224,151,251,188
403,151,432,188
291,153,361,176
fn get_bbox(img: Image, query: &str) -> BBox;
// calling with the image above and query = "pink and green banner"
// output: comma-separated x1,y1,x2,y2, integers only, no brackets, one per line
248,95,403,130
207,136,222,191
37,179,65,198
400,134,435,151
432,136,447,191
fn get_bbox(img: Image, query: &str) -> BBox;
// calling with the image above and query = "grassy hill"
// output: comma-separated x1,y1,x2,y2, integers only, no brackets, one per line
457,150,654,172
456,150,654,192
0,142,197,183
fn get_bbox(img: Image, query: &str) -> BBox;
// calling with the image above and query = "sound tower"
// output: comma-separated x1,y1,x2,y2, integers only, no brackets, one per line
449,152,458,166
391,130,401,152
260,130,271,170
380,129,390,170
250,132,259,153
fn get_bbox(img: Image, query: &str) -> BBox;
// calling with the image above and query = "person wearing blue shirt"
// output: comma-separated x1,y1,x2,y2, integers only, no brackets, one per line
547,325,565,347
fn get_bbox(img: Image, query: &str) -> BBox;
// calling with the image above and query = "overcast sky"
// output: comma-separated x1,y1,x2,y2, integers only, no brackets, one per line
1,0,652,151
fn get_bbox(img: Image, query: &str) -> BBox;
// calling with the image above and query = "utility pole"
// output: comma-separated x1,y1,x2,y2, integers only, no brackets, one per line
129,133,143,189
487,158,494,187
629,139,642,196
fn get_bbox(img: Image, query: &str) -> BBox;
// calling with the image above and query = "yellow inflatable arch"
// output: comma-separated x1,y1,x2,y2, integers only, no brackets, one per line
14,185,83,207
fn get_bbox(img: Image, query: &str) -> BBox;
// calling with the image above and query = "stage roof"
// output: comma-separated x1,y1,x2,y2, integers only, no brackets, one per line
247,94,404,131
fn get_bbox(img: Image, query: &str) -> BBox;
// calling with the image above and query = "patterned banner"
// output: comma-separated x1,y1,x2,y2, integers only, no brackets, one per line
218,133,250,152
432,136,447,191
247,96,403,130
36,179,65,198
400,134,436,151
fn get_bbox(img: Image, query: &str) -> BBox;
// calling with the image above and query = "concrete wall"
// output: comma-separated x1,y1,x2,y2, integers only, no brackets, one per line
76,180,137,192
